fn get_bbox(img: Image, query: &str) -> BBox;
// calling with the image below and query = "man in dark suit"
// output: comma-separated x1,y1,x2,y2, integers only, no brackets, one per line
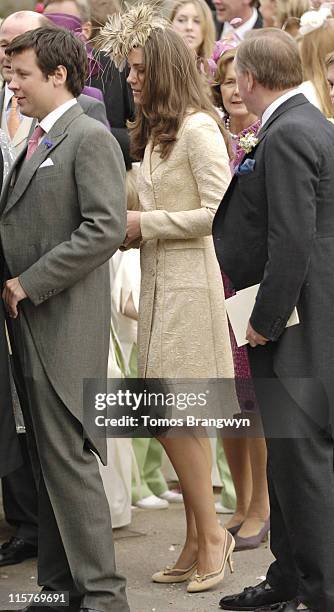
213,0,263,39
214,29,334,612
1,27,129,611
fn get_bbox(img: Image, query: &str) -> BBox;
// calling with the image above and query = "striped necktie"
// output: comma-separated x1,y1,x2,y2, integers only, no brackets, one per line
7,96,20,140
26,125,45,161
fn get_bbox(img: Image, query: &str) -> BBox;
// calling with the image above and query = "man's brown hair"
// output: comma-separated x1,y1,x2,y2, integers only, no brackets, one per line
5,26,87,97
236,28,303,90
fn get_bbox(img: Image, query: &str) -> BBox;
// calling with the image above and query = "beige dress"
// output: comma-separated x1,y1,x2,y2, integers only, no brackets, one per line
137,111,235,383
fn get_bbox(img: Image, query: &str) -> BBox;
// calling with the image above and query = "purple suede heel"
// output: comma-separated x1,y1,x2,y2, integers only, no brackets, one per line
234,518,270,551
226,522,243,536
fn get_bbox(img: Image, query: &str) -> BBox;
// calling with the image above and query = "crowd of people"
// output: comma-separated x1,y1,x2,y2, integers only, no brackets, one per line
1,0,334,611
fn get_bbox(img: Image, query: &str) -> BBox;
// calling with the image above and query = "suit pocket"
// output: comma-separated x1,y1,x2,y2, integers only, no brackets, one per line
35,165,63,180
164,248,208,289
237,170,260,183
164,237,206,250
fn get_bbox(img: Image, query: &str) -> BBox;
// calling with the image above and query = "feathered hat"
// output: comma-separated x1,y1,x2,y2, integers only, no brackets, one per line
95,2,169,70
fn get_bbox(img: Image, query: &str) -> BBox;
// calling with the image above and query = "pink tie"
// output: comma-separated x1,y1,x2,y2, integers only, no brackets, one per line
26,125,45,161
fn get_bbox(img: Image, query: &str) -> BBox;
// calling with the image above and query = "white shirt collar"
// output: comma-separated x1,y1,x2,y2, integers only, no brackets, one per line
261,89,301,127
39,98,77,134
222,8,258,40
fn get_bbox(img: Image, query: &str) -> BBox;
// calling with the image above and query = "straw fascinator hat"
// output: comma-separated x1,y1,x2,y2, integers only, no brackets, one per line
95,2,169,70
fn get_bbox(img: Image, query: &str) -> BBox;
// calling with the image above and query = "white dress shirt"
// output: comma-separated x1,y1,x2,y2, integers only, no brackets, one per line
261,89,301,127
221,8,259,40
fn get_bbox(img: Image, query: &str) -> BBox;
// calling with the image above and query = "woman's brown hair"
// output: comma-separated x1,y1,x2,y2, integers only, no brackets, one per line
129,28,228,161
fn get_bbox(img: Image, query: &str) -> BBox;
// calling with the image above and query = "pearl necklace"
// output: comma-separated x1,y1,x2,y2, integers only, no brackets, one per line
224,115,239,140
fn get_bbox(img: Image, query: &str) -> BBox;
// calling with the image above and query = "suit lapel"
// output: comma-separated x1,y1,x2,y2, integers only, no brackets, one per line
225,94,309,166
0,89,6,132
10,116,34,148
214,94,310,230
2,104,83,216
254,94,308,146
0,147,26,216
3,133,68,216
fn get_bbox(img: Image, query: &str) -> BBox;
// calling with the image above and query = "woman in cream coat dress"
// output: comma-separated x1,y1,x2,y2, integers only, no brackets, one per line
136,108,234,381
99,5,237,593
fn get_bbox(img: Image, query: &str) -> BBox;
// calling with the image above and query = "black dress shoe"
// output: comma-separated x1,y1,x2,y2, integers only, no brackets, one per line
0,537,37,566
258,602,314,611
219,580,290,610
18,600,80,612
20,607,66,612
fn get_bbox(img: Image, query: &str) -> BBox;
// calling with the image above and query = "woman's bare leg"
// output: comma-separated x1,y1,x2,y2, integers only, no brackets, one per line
237,437,270,537
158,432,227,575
222,437,252,530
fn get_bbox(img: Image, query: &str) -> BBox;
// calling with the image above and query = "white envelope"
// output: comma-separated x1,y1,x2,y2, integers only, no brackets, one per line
39,158,54,168
225,283,299,347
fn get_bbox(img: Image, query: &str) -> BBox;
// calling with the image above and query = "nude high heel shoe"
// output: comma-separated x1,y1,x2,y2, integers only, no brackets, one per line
152,560,197,583
187,531,235,593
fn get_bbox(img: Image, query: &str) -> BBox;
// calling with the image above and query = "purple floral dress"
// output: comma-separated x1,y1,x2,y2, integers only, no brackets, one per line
222,120,261,411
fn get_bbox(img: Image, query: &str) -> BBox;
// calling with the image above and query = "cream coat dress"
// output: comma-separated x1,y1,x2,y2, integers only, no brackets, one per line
137,111,235,383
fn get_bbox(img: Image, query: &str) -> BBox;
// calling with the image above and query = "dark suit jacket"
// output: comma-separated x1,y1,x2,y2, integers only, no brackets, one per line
78,92,109,128
0,147,22,477
213,94,334,393
88,53,135,169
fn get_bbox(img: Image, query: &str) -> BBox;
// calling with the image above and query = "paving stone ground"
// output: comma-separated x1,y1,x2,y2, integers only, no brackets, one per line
0,501,273,612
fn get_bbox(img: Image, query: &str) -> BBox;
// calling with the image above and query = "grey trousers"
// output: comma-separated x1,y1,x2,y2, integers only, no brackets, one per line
9,312,130,612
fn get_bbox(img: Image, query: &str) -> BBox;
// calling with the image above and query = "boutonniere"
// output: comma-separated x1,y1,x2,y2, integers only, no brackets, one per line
43,138,54,149
238,132,258,154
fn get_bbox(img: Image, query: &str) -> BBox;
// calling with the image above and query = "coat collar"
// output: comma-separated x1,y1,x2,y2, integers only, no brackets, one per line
254,93,308,148
1,104,84,217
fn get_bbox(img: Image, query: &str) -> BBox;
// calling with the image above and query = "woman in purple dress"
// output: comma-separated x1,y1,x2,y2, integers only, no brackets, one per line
213,45,270,551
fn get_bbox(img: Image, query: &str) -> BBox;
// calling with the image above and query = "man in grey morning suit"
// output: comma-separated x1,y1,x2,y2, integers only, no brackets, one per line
0,27,129,612
214,30,334,612
0,10,111,569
